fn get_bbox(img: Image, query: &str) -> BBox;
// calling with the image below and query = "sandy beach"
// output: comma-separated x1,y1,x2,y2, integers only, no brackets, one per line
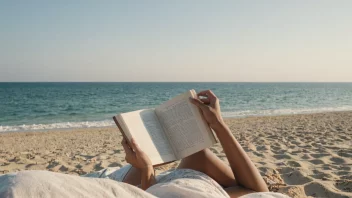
1,111,351,197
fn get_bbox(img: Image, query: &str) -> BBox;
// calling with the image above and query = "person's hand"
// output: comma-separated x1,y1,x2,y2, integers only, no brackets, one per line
121,138,153,170
189,90,224,128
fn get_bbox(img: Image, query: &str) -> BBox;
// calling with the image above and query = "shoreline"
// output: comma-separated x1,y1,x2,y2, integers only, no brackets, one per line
1,111,351,197
2,110,352,134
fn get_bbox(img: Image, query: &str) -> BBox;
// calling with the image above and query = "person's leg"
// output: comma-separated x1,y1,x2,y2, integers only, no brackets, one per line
177,148,236,187
122,166,141,186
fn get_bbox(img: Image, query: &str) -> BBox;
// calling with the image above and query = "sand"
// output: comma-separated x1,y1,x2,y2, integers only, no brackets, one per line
1,111,351,198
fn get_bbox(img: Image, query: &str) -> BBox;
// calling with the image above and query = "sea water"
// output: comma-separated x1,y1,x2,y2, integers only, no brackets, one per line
1,82,352,132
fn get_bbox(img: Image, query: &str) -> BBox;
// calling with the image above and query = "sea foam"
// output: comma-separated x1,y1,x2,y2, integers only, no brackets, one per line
2,106,352,133
0,120,115,133
222,106,352,118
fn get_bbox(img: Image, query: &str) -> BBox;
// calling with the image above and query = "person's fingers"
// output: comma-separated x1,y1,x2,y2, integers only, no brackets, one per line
122,143,133,155
130,138,142,153
197,90,217,99
199,97,210,104
197,90,208,97
121,138,128,145
198,90,219,106
189,98,207,110
122,138,134,155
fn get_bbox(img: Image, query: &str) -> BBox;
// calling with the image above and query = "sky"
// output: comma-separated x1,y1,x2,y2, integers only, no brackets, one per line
0,1,351,82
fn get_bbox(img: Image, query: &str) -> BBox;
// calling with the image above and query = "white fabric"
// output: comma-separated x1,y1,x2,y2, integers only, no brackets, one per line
83,166,288,198
0,169,229,198
82,164,132,181
0,170,155,198
0,169,289,198
147,169,229,198
83,165,230,198
239,192,290,198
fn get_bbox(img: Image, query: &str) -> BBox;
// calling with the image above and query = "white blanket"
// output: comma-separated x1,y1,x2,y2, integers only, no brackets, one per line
0,170,289,198
0,171,155,198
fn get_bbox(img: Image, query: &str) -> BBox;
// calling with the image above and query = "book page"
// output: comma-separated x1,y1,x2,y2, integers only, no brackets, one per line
155,90,216,159
118,109,176,164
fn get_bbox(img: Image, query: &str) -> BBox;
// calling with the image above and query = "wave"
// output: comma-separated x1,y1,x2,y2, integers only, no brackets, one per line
0,120,115,133
1,106,352,133
222,106,352,118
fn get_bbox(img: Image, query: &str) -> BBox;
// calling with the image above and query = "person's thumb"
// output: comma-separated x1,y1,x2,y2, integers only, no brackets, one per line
131,138,142,153
189,98,207,110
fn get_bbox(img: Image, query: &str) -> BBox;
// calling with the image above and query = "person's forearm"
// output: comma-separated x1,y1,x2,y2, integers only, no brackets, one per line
212,121,268,192
140,167,156,190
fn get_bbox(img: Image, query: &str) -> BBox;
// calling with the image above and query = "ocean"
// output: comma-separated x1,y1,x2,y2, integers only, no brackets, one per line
1,82,352,132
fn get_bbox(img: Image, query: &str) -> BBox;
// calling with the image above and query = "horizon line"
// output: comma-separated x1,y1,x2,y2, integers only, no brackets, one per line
1,81,352,83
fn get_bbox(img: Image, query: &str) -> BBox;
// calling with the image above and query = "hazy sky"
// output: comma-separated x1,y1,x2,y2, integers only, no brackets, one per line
1,1,351,82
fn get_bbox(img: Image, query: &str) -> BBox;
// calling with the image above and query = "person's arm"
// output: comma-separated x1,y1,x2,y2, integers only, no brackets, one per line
140,167,156,190
190,90,268,192
122,138,156,190
212,121,268,192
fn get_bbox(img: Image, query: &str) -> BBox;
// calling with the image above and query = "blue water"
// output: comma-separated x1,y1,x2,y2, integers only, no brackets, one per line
1,82,352,132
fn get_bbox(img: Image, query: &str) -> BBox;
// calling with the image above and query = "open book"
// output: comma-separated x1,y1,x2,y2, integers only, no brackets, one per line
113,90,217,165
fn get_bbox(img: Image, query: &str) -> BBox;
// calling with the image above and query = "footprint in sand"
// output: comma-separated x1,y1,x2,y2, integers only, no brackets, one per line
304,182,348,198
310,170,334,180
333,171,351,176
258,167,277,175
287,161,301,167
113,150,122,154
272,149,288,155
339,166,351,171
290,140,302,145
75,164,82,169
252,151,265,157
310,153,331,158
257,161,267,165
25,164,47,170
108,162,123,167
278,167,296,174
341,175,352,180
271,143,282,149
312,148,327,153
95,160,109,170
256,145,270,151
302,144,313,149
309,159,325,165
278,186,306,198
334,179,352,193
266,135,278,139
337,151,352,158
321,164,333,171
273,154,292,160
330,157,346,164
301,153,312,160
281,170,312,185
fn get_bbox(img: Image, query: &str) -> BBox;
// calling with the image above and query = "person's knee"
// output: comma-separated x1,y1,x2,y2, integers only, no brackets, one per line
194,149,210,158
